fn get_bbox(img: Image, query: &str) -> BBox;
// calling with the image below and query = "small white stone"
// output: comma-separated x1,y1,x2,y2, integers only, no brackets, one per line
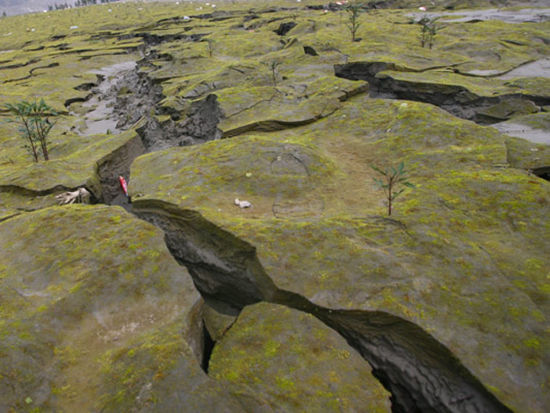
234,198,252,208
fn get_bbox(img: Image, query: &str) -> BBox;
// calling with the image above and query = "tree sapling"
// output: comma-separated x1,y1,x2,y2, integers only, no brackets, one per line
345,1,363,42
5,99,57,162
418,16,439,49
372,161,415,216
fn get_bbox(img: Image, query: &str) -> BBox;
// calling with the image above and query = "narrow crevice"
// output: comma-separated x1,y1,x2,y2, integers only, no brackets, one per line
532,166,550,181
303,45,318,56
0,184,75,197
95,133,145,206
64,95,91,108
273,21,297,36
200,323,216,373
73,81,97,92
0,212,21,223
222,110,337,138
0,57,40,70
3,62,61,84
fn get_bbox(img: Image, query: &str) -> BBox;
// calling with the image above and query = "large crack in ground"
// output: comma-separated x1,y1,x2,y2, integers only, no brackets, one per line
111,51,223,152
1,5,547,410
334,61,550,125
131,199,512,413
61,27,518,412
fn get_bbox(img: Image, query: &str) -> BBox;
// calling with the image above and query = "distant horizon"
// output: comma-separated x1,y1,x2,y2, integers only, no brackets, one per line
0,0,170,16
1,0,548,17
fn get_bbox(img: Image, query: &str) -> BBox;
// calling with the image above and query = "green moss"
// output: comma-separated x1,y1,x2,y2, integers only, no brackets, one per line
1,1,549,411
210,303,391,411
0,205,200,411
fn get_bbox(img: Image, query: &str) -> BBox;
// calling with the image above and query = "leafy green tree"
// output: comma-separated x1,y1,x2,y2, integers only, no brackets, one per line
5,99,57,162
372,162,415,216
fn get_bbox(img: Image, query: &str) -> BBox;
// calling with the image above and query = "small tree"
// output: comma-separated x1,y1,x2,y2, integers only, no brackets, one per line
372,162,415,216
5,99,57,162
418,16,439,49
206,38,214,57
263,60,281,86
345,1,363,42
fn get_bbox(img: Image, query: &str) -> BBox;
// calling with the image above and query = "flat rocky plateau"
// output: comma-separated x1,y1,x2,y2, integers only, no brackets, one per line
0,1,549,412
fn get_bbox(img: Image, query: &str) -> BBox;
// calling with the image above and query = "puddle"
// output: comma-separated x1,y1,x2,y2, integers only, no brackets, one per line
493,122,550,144
80,61,137,136
499,59,550,79
409,8,550,24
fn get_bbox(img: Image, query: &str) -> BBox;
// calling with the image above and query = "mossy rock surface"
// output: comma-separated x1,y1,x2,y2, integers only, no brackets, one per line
1,1,549,412
131,96,549,413
0,205,210,412
209,302,391,412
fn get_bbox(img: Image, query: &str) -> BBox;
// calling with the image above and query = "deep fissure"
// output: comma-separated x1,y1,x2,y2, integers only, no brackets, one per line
78,30,516,413
334,61,550,125
130,199,512,413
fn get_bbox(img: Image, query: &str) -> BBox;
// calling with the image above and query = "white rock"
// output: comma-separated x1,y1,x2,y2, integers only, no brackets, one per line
234,198,252,208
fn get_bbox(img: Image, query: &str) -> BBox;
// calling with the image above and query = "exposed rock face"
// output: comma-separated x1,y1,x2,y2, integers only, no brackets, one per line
0,1,549,412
